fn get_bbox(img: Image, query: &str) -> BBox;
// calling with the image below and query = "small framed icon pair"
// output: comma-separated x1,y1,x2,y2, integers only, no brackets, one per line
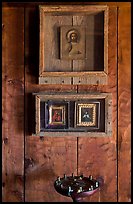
34,93,112,136
33,93,113,136
42,101,100,130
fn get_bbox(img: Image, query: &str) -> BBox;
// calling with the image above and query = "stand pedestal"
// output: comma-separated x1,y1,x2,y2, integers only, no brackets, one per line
54,174,104,202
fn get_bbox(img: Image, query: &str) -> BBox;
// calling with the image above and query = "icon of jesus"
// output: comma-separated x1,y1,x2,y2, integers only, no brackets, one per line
66,29,82,56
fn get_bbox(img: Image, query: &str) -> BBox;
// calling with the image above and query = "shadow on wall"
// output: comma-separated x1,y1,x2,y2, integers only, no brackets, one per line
25,93,35,136
24,7,40,136
25,7,39,81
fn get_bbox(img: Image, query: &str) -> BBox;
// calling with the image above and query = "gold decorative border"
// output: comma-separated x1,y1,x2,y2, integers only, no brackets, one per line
36,96,40,133
49,105,66,125
76,103,96,127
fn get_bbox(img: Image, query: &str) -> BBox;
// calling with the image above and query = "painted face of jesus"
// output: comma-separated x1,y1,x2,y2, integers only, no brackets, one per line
70,32,78,43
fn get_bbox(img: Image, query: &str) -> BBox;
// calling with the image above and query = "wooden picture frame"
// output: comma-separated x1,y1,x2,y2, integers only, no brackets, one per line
33,93,112,137
39,5,109,85
75,103,99,128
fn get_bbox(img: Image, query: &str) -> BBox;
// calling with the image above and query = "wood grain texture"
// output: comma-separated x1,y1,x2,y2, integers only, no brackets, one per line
118,6,131,202
25,83,77,93
77,7,117,202
2,8,24,202
73,74,107,85
25,7,77,202
40,10,72,73
2,2,131,202
39,76,72,84
25,137,77,202
78,137,117,202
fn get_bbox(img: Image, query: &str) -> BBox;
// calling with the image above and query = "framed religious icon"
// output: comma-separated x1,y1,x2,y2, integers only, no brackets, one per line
60,26,86,60
45,102,69,129
76,103,98,127
49,106,65,125
33,93,112,136
75,101,103,131
39,5,110,85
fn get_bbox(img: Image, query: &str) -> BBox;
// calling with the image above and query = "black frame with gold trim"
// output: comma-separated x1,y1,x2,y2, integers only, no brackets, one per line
45,101,69,130
75,100,105,132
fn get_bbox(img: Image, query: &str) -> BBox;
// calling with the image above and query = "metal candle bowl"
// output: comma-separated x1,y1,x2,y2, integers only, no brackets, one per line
54,174,104,202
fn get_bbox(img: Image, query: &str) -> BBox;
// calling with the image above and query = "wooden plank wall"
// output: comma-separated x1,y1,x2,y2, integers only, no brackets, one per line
118,6,131,202
24,7,77,202
77,6,118,202
2,7,24,202
2,2,131,202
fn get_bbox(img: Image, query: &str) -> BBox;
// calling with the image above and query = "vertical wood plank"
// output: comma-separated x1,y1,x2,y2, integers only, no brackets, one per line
118,6,131,202
73,15,87,72
77,7,117,202
78,137,117,202
2,7,24,202
25,7,77,202
25,137,77,202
